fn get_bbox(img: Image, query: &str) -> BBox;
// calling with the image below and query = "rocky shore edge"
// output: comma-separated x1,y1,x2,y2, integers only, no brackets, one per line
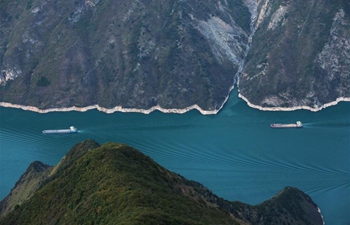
0,101,219,115
238,93,350,112
0,84,235,115
1,87,349,115
318,207,326,225
0,87,234,115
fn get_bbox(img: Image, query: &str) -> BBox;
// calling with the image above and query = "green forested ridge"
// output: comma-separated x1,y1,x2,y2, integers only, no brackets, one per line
0,140,323,225
0,141,239,225
0,161,51,217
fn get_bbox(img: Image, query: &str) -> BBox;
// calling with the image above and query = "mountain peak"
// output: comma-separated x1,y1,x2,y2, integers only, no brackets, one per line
0,140,323,225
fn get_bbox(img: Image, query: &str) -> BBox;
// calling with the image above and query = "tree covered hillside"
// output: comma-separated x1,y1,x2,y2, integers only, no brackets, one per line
0,140,323,225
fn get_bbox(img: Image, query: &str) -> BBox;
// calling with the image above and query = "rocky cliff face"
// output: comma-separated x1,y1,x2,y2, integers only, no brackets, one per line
0,0,349,112
239,0,350,109
0,140,323,225
0,0,250,111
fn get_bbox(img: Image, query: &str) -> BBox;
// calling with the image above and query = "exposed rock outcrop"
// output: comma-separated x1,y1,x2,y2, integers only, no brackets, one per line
0,0,251,112
0,0,349,113
239,0,350,110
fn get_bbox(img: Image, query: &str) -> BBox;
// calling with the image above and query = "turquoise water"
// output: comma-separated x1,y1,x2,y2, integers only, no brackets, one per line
1,90,349,224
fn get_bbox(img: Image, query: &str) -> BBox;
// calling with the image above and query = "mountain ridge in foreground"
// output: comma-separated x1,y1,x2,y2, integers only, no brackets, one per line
0,140,323,225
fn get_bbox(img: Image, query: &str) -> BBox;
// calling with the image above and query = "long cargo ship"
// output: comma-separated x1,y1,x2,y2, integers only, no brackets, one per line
42,126,78,134
270,121,303,128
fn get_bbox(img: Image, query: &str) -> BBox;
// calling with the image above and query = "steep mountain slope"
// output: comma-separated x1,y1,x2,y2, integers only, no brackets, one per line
1,0,349,112
239,0,350,109
0,140,323,225
0,140,99,217
0,161,51,216
0,0,250,112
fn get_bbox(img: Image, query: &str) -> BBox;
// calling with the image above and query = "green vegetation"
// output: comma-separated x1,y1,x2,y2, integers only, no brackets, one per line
0,161,52,217
26,0,34,10
0,141,237,225
36,76,51,87
0,140,323,225
227,0,251,32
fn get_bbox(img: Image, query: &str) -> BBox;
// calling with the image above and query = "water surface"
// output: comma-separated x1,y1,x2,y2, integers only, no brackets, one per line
1,90,349,224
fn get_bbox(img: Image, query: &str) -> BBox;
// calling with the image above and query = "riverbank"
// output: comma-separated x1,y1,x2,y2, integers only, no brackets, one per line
318,208,325,225
0,87,234,115
1,87,349,115
238,93,350,112
0,101,219,115
1,91,349,224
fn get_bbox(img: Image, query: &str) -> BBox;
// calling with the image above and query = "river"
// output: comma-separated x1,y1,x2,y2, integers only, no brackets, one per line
0,90,349,224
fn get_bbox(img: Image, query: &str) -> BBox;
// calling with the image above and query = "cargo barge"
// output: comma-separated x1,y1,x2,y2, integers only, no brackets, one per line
42,126,78,134
270,121,303,128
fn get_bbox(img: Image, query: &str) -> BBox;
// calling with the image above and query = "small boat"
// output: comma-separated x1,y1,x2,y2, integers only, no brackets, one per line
270,121,303,128
42,126,78,134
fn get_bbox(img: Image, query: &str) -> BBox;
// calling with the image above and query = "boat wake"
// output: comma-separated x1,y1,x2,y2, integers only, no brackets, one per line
303,122,350,129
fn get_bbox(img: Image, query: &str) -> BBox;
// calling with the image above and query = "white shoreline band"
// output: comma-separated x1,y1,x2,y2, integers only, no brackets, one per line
238,93,350,112
0,86,349,115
